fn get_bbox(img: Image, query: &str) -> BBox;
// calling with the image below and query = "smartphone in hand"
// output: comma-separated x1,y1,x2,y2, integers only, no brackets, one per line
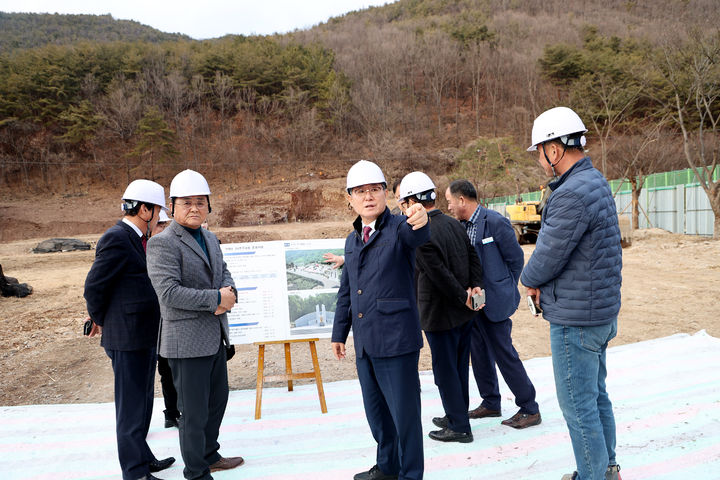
471,289,486,309
527,295,542,316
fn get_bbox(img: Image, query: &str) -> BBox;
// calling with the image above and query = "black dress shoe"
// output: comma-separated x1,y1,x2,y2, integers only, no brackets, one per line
432,415,449,428
428,427,474,443
149,457,175,473
353,464,398,480
164,411,180,428
136,474,161,480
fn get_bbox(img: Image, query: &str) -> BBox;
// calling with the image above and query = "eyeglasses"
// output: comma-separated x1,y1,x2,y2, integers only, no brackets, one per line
351,186,384,197
176,199,208,210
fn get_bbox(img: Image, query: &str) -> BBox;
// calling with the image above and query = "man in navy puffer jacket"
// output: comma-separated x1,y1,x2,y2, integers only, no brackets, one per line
521,107,623,480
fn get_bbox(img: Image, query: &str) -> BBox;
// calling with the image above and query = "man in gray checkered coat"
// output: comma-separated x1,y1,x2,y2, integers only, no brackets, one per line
147,170,243,480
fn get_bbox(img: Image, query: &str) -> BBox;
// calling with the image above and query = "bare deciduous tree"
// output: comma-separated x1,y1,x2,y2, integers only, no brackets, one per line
163,70,191,133
212,72,235,120
102,76,143,183
608,120,678,229
420,32,459,134
650,31,720,238
573,72,643,177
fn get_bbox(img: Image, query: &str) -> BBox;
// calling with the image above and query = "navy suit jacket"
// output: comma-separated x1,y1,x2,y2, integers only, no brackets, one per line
84,220,161,351
332,208,429,358
471,207,524,322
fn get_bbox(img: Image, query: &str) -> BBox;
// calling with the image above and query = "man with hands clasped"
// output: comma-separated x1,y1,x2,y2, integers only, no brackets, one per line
146,170,243,480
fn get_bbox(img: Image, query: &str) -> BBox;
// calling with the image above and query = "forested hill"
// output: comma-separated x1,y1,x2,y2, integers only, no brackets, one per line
1,1,719,233
0,12,189,50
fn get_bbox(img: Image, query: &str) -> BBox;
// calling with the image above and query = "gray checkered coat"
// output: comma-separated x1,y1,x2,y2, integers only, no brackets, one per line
146,220,235,358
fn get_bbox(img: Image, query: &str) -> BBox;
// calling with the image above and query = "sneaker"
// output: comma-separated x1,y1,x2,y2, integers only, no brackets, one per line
606,464,622,480
561,465,620,480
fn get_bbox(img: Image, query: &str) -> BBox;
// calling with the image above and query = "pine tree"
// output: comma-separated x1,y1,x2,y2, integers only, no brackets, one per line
129,106,178,180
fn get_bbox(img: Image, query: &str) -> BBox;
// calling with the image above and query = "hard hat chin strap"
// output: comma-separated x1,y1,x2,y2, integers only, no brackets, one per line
541,142,566,178
145,207,155,239
134,203,155,239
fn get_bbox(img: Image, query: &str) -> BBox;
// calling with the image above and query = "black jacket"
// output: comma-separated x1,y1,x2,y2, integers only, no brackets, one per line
415,209,483,332
84,220,161,351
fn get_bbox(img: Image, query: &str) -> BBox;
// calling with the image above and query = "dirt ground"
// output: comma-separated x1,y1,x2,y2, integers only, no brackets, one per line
1,193,719,407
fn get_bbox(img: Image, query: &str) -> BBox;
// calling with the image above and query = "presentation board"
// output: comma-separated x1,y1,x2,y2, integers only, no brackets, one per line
221,238,345,345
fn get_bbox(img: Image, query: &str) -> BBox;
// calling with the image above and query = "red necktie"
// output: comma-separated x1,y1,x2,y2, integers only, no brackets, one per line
141,236,147,252
363,226,371,243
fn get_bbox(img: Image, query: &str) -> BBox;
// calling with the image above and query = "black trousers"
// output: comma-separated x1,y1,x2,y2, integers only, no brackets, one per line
105,347,157,480
425,318,473,434
158,354,179,418
169,344,229,480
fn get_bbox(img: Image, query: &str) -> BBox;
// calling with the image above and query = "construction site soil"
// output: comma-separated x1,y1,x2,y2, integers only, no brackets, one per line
1,188,719,407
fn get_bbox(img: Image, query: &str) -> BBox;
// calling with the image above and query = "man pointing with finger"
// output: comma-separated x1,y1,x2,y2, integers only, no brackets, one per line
332,160,430,480
147,170,243,480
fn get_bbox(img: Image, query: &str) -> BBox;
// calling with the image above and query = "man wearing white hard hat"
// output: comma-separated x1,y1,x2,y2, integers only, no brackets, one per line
84,179,175,480
521,107,623,480
445,179,540,430
146,169,243,480
398,172,484,445
331,160,429,480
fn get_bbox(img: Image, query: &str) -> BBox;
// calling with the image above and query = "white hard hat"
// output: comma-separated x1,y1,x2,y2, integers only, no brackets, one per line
399,171,436,201
527,106,587,152
346,160,386,192
170,169,211,198
122,179,168,211
158,210,171,223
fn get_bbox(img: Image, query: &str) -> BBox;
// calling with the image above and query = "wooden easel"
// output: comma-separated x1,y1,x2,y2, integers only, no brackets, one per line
253,338,327,420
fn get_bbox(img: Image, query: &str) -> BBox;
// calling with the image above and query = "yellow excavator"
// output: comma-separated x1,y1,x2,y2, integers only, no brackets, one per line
505,186,548,244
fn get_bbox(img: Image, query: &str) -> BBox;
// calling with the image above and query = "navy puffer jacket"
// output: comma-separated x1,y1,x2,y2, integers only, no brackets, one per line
520,157,622,326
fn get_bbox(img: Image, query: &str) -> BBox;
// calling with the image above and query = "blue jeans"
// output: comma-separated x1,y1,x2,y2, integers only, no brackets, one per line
550,321,617,480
